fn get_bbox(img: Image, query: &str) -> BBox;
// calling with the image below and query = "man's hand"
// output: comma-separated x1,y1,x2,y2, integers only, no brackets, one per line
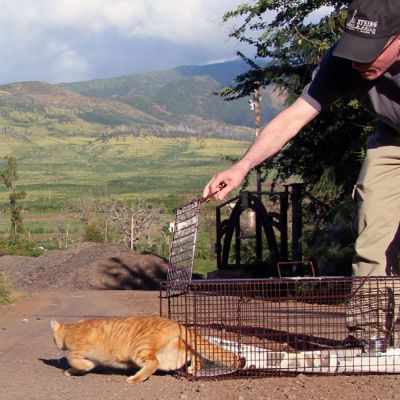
202,162,250,201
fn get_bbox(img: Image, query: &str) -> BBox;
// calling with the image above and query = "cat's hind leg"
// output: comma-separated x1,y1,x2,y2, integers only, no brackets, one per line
65,354,96,376
125,358,159,384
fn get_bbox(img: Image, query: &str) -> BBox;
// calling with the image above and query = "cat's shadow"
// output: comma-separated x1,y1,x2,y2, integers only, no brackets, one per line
40,357,69,371
39,358,168,377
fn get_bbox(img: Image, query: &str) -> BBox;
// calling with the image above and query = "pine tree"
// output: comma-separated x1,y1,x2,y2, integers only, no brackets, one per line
0,156,26,237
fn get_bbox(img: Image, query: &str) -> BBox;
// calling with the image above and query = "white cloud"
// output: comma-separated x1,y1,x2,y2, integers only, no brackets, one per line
3,0,237,43
305,5,334,24
0,0,244,83
47,42,90,82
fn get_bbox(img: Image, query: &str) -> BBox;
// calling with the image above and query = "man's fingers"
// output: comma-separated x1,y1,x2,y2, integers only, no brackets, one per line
216,185,232,201
203,166,245,201
203,175,226,198
202,176,218,199
202,184,211,199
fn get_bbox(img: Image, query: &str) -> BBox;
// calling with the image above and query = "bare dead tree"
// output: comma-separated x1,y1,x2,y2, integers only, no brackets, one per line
71,196,95,225
112,199,163,249
54,223,70,249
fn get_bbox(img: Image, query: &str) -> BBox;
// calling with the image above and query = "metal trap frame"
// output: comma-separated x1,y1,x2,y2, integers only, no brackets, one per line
165,198,201,294
162,200,400,379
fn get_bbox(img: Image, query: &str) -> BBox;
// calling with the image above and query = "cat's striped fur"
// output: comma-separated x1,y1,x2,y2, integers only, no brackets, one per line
50,316,244,383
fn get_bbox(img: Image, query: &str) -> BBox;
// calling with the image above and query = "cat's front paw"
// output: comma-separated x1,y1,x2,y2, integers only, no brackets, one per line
125,375,149,384
64,368,84,376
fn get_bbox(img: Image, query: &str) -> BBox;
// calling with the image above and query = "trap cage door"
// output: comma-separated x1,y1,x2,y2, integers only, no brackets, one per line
166,199,201,294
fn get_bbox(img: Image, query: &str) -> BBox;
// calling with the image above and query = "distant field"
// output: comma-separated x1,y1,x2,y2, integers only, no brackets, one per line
0,133,263,279
0,135,250,205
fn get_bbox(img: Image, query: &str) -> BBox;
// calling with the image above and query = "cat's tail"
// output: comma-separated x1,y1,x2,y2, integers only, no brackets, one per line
188,330,245,370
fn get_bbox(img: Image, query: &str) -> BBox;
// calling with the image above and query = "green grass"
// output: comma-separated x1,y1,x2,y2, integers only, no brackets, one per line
192,258,218,277
0,135,249,205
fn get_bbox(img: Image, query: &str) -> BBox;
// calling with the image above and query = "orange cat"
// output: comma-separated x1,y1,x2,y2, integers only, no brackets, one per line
50,316,244,383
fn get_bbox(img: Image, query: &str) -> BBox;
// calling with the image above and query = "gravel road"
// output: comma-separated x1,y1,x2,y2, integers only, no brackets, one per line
1,290,400,400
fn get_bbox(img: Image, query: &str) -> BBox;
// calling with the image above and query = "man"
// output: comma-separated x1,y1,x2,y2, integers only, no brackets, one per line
203,0,400,345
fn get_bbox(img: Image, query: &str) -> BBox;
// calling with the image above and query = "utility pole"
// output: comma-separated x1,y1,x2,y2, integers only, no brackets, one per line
249,83,262,192
249,83,263,260
254,84,262,193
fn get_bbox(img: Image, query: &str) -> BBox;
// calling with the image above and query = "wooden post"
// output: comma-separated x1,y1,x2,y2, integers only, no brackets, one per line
65,224,69,249
254,83,262,193
254,83,263,260
130,215,134,249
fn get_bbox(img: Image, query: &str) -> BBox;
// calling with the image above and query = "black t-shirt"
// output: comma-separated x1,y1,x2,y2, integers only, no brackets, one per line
300,44,400,141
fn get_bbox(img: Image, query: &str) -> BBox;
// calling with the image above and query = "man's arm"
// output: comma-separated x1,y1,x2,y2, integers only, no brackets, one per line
203,97,319,200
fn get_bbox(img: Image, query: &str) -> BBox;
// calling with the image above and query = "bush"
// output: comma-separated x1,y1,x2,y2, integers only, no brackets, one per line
0,238,45,256
0,273,11,304
303,223,354,276
83,224,103,243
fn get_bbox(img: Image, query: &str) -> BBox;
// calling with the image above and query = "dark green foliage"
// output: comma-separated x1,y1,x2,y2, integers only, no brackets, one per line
0,156,26,237
83,224,103,243
303,223,354,276
77,110,140,126
175,60,251,87
0,238,45,257
60,69,184,98
0,272,11,304
145,195,183,214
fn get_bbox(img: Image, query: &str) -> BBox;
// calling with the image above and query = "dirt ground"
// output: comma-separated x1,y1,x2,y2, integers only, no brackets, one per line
0,242,169,292
1,243,400,400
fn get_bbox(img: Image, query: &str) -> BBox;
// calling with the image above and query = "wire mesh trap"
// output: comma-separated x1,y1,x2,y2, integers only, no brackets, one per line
163,199,400,379
166,199,201,294
161,277,400,379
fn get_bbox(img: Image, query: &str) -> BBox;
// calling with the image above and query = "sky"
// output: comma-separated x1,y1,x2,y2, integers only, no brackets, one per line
0,0,248,85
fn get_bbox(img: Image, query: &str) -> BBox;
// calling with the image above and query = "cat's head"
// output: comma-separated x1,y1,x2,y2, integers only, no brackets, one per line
50,319,67,350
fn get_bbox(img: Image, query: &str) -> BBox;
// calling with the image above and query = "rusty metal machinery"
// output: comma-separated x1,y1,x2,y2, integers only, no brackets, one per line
215,184,303,275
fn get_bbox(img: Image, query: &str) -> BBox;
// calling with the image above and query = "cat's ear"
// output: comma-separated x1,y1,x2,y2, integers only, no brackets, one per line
50,319,60,332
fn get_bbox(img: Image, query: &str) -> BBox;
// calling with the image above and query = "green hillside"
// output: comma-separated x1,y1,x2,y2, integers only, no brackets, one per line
60,60,282,127
60,59,248,97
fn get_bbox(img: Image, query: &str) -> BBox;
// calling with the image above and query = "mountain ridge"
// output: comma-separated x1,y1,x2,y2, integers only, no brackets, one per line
58,59,281,127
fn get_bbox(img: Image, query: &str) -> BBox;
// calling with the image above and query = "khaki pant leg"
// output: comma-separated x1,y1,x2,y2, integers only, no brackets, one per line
348,144,400,345
352,145,400,276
